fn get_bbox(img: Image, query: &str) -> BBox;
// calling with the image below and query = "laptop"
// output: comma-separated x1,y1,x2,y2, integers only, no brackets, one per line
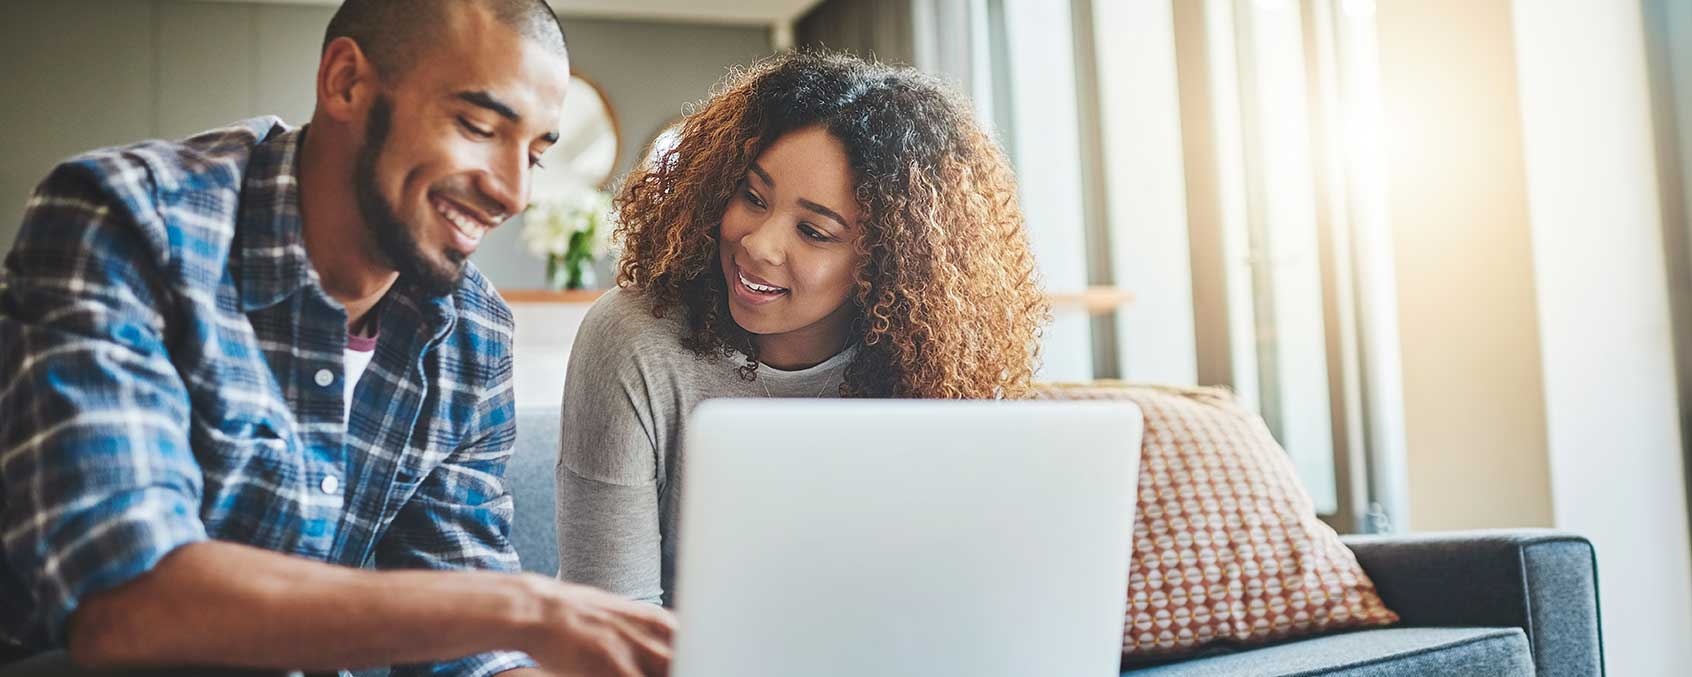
671,399,1144,677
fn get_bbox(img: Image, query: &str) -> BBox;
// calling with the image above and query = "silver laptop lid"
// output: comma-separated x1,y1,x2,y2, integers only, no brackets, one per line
672,399,1143,677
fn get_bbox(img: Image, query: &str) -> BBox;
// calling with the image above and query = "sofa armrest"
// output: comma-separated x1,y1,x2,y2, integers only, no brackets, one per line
1341,529,1604,677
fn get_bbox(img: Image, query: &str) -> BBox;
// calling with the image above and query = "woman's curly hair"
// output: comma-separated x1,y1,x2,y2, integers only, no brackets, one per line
613,50,1048,399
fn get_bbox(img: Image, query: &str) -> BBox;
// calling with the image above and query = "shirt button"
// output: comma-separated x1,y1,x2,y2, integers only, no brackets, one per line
314,369,334,387
321,475,340,494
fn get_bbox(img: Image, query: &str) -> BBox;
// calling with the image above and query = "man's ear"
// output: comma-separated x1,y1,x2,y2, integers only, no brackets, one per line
317,36,376,124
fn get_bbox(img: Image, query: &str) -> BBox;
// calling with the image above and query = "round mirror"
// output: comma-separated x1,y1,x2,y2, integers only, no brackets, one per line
532,72,620,198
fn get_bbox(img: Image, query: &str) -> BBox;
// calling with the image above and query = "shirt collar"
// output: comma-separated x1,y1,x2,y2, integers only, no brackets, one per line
235,125,314,312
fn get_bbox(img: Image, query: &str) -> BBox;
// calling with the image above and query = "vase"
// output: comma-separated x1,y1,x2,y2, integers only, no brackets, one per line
546,253,594,290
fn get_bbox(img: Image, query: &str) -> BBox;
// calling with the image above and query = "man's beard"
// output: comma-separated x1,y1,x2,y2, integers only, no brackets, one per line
354,95,467,298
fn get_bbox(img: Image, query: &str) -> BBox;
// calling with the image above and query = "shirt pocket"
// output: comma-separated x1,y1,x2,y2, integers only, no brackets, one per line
190,403,309,536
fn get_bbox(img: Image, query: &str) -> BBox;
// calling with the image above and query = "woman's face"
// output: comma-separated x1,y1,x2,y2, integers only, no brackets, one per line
718,125,865,363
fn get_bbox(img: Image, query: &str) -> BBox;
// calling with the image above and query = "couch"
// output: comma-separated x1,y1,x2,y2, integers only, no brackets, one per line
1,406,1605,676
507,406,1605,676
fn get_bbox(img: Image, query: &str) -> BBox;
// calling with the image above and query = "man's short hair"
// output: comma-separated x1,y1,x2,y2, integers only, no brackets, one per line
323,0,568,78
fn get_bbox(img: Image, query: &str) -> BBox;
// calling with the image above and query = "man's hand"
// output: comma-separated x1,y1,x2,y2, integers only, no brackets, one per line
519,580,677,677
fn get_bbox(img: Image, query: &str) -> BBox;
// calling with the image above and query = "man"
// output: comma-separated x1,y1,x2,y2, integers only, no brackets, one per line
0,1,673,675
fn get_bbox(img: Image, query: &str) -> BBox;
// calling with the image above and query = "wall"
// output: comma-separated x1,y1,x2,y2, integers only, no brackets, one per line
474,17,774,288
0,0,773,291
1512,1,1692,674
1373,0,1554,531
1371,0,1692,671
0,1,331,255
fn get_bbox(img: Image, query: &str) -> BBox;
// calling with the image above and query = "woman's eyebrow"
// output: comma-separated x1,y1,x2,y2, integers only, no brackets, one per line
798,199,850,230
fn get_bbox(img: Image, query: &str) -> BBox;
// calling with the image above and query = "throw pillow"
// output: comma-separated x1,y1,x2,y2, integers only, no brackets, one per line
1029,382,1399,660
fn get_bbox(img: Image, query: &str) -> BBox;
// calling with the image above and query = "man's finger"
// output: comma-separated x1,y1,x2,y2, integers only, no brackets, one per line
631,605,678,642
600,650,646,677
610,613,674,676
631,632,673,677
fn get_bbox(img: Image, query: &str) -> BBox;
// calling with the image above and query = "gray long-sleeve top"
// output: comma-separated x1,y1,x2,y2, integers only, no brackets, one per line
554,287,853,605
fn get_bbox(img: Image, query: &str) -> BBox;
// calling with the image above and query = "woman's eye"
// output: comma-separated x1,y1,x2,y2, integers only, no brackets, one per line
744,190,766,209
458,117,494,138
529,155,546,169
800,224,831,242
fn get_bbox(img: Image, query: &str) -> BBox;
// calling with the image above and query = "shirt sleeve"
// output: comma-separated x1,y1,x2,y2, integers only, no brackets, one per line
0,161,207,647
375,319,537,676
387,646,535,677
554,298,665,605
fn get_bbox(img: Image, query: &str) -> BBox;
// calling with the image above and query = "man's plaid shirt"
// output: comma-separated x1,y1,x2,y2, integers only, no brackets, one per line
0,118,533,675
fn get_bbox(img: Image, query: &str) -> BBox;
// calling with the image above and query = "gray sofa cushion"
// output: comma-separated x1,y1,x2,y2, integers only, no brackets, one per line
1122,627,1533,676
510,407,563,577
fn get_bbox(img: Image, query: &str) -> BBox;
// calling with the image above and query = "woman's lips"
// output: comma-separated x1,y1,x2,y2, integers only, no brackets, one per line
730,261,788,305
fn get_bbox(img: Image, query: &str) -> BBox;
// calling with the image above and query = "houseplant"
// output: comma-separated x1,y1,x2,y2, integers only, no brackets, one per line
521,185,614,290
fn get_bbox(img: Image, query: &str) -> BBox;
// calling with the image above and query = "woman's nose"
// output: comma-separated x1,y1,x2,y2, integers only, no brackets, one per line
740,215,786,267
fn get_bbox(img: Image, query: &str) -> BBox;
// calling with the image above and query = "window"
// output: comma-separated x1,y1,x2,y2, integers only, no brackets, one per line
1173,0,1408,531
898,0,1411,531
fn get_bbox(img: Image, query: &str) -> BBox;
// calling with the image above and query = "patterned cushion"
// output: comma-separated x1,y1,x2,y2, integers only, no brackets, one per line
1029,383,1399,660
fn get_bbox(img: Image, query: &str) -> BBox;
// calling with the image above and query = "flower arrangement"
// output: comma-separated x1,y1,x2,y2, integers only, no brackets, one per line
520,186,614,290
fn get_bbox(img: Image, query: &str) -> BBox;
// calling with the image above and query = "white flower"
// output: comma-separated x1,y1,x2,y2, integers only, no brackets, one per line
521,184,614,260
582,190,614,259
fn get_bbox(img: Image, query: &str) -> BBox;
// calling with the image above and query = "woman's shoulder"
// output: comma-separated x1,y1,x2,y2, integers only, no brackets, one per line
575,285,691,356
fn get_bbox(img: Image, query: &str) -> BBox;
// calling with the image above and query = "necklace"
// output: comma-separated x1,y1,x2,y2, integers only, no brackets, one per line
759,373,839,399
753,338,851,399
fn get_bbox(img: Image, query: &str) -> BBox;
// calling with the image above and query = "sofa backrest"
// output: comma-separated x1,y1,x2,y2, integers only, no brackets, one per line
508,407,562,576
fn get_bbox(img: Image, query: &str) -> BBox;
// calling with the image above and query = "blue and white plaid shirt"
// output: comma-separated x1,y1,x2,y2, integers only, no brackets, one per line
0,118,533,675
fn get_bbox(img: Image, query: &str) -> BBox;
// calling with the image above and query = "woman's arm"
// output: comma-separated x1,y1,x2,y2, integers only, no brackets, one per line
555,467,664,604
555,296,667,604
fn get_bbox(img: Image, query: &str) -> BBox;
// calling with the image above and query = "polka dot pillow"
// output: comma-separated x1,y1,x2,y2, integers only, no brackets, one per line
1029,383,1398,660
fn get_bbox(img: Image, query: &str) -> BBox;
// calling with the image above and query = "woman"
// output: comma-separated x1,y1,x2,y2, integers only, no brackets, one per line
555,51,1047,605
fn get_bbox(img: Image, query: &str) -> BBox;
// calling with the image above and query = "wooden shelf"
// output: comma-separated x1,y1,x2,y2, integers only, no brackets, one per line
1047,287,1137,315
499,288,608,304
500,286,1135,315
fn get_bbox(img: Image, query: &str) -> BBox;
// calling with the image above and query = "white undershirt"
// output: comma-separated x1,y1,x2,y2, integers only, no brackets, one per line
343,347,376,421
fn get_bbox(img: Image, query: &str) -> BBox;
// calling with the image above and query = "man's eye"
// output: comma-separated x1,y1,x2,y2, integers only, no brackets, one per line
458,117,493,138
